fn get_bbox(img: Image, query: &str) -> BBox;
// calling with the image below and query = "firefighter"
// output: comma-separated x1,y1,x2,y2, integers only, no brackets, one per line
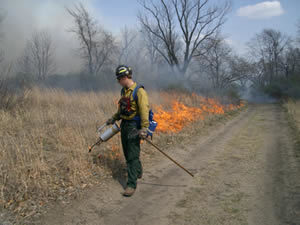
106,65,149,197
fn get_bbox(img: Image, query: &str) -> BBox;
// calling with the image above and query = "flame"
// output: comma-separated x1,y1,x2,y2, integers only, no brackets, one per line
154,101,204,132
153,94,244,133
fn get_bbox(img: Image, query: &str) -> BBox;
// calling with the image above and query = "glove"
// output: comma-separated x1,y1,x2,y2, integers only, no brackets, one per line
138,128,148,139
106,118,116,125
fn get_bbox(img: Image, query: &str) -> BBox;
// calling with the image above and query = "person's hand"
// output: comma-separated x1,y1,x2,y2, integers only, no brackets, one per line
106,118,116,125
138,128,148,139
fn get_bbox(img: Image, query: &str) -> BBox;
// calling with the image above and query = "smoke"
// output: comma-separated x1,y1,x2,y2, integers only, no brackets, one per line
0,0,102,74
239,84,277,103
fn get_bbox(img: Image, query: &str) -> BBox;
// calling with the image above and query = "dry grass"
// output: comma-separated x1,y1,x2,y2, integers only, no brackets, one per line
284,99,300,131
0,88,121,218
0,87,244,222
283,99,300,156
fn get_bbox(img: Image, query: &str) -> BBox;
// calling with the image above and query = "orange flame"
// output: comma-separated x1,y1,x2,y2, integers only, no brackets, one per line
154,101,204,132
153,94,244,133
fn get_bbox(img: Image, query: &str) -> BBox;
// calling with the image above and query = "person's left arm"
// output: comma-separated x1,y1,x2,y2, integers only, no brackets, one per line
137,88,150,129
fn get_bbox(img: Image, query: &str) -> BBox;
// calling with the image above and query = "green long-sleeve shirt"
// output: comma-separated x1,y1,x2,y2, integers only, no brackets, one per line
112,82,150,129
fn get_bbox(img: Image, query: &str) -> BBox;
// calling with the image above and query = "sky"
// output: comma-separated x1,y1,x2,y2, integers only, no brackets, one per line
89,0,300,53
0,0,299,73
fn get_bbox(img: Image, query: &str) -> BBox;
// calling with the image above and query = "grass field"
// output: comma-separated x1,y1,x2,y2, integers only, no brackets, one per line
284,99,300,131
0,87,244,220
283,99,300,156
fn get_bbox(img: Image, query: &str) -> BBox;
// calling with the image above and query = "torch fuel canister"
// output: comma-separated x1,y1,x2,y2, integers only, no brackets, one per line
99,123,120,142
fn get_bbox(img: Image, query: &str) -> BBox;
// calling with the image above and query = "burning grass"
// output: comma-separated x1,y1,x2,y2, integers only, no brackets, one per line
0,87,245,223
154,94,244,133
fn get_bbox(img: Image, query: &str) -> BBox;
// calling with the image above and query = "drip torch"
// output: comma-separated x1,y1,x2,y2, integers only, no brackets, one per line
88,122,120,152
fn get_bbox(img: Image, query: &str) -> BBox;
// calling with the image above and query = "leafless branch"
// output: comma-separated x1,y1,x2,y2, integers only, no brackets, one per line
118,26,137,64
138,0,231,76
18,30,56,81
66,3,116,76
247,29,290,85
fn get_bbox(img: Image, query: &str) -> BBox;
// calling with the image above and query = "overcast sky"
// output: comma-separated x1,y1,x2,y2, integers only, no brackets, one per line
0,0,299,73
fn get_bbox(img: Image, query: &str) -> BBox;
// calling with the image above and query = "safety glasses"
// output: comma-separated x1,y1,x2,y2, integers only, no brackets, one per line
117,76,125,81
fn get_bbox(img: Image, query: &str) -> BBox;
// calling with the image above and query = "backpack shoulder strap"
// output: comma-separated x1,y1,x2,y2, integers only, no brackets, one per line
120,88,125,96
132,84,144,102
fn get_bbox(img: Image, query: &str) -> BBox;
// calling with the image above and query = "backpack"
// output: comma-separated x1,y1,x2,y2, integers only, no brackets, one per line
121,84,158,138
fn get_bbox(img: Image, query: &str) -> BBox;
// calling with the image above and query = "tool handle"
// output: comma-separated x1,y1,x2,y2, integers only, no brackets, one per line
144,138,194,177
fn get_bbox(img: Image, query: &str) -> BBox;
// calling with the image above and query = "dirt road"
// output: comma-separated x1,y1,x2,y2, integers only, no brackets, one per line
40,104,300,225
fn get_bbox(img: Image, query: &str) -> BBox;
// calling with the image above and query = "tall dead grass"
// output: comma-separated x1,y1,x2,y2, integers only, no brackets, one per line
0,88,122,218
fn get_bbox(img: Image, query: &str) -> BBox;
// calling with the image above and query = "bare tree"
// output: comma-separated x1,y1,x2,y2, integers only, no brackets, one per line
247,29,290,85
118,26,137,64
228,55,254,87
66,3,116,76
141,26,164,70
197,37,227,88
19,30,56,81
138,0,231,76
0,12,29,110
17,46,33,81
283,46,300,78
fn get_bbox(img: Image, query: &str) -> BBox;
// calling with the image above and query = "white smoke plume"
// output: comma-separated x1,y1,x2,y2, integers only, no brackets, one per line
0,0,103,74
